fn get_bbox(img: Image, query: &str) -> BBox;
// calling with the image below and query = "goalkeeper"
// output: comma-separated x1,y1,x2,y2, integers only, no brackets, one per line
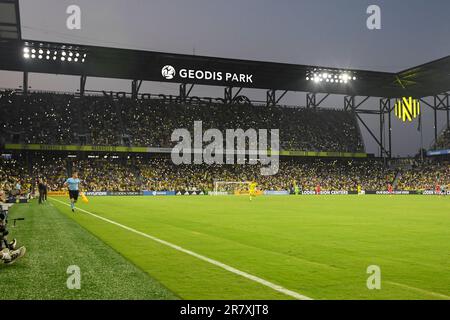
249,181,258,201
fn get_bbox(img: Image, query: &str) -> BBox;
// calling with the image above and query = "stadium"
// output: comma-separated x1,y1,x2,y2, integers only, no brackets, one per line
1,0,450,305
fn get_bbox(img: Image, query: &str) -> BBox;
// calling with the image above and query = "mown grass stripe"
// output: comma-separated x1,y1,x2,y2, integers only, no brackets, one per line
50,197,313,300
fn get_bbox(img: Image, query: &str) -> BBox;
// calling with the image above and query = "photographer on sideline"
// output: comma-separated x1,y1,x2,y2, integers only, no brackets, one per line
0,190,26,265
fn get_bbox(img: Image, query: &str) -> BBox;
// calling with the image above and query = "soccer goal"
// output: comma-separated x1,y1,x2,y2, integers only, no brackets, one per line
212,181,250,195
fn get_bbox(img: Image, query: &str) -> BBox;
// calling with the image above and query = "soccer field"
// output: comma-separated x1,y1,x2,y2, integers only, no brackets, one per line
5,195,450,300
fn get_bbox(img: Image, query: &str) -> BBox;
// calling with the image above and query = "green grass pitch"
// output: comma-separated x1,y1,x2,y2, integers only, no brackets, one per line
2,195,450,300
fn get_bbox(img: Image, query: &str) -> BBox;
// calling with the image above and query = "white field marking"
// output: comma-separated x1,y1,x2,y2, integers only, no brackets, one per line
386,281,450,300
50,197,312,300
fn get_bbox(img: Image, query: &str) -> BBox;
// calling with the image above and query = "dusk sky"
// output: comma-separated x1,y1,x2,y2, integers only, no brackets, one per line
1,0,450,156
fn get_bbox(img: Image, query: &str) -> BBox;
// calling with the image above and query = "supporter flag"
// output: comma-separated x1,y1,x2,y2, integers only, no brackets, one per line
81,192,89,203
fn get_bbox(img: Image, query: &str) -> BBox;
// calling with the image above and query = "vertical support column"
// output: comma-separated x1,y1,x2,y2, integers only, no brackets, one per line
131,80,138,100
447,105,449,130
179,83,187,103
434,107,438,143
433,96,438,143
380,98,391,159
379,106,384,158
23,71,28,95
224,87,233,104
266,89,276,107
306,93,316,108
80,75,87,97
388,101,392,158
445,93,450,129
344,96,355,111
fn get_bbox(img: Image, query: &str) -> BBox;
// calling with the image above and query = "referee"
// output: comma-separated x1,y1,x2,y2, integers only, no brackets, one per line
64,172,81,213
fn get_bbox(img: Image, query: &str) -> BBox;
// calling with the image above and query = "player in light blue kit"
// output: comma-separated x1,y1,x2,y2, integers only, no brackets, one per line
64,172,81,212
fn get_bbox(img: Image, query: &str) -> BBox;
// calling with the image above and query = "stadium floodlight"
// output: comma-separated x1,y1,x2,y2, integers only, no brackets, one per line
22,42,87,64
306,68,356,85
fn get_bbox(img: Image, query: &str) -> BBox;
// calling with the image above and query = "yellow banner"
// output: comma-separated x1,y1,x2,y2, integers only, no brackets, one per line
48,191,68,196
4,144,367,158
4,144,148,153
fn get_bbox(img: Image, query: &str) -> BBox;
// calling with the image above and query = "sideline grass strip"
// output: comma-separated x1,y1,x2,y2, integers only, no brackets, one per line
0,201,177,300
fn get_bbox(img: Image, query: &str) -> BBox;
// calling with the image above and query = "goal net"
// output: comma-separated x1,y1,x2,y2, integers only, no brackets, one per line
212,181,250,195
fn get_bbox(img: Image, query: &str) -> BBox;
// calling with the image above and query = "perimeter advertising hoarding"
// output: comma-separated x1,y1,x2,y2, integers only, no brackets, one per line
4,144,368,158
50,190,450,196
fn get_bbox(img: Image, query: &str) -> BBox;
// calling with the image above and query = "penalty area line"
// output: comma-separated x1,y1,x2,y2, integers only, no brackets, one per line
49,197,313,300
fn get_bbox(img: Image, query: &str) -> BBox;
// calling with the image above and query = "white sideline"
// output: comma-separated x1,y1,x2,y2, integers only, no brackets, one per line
50,197,313,300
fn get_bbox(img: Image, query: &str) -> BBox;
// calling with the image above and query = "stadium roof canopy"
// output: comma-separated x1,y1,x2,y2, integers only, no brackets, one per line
0,0,20,40
0,39,450,99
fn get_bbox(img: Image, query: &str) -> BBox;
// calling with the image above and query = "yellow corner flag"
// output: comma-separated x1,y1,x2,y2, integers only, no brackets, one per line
81,192,89,203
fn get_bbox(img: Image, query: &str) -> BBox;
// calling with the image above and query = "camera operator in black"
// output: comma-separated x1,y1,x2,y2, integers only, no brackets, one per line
43,179,48,202
38,178,45,204
0,191,26,264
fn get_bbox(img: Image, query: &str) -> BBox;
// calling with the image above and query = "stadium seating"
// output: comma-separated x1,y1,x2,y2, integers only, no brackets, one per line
0,90,364,152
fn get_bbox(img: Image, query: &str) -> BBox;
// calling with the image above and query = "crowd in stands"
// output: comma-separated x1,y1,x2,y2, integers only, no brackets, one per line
396,162,450,191
0,90,364,152
2,89,449,196
1,155,449,195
